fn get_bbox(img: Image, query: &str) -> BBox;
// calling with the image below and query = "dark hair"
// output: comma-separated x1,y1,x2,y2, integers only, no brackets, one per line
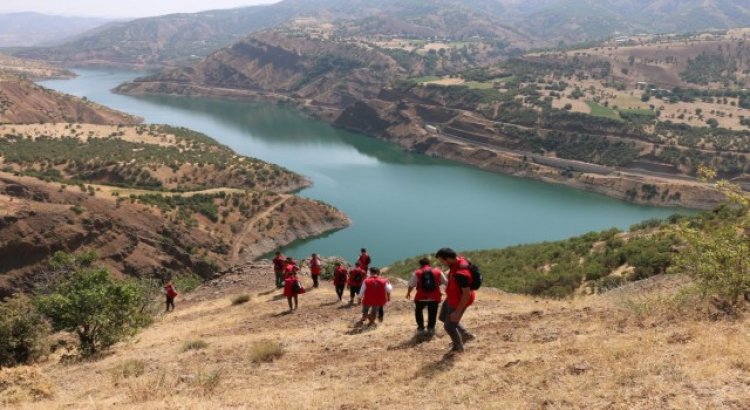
312,253,317,257
361,248,367,253
369,267,380,275
275,251,281,256
435,248,457,259
419,257,430,267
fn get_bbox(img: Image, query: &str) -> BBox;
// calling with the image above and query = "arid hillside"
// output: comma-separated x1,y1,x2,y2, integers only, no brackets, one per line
0,123,349,297
3,265,748,409
0,74,139,125
0,54,74,80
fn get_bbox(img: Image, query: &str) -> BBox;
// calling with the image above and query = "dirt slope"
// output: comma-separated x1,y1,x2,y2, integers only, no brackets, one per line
6,266,749,409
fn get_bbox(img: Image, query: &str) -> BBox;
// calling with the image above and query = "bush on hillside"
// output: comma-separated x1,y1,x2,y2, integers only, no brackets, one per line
36,267,151,357
0,295,51,367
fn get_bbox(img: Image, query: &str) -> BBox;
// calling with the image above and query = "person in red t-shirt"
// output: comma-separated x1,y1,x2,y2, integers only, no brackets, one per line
358,267,391,327
332,262,349,302
272,251,286,288
347,263,366,305
163,280,178,313
309,253,322,288
283,270,305,311
436,248,476,354
358,248,371,272
283,257,299,278
406,257,447,335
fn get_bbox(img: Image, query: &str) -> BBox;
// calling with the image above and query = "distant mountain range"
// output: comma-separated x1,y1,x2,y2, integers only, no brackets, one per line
0,12,111,47
14,0,750,68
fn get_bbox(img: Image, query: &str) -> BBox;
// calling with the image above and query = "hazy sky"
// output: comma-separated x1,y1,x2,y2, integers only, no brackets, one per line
0,0,281,18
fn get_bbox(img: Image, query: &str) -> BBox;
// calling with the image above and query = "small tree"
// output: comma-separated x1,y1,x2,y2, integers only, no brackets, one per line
36,268,150,357
0,295,51,366
672,168,750,309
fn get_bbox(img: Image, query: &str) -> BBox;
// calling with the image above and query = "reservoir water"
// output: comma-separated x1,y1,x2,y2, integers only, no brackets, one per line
42,70,684,265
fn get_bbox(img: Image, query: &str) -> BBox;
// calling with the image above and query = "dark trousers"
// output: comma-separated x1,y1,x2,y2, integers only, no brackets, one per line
274,269,283,288
335,285,345,300
312,275,319,288
165,296,175,312
378,306,384,321
439,302,472,350
415,301,439,330
349,286,361,301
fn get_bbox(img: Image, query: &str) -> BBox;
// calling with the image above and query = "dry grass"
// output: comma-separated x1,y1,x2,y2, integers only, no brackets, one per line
248,341,284,364
109,358,147,382
13,271,750,409
0,366,54,406
231,294,251,305
181,340,209,353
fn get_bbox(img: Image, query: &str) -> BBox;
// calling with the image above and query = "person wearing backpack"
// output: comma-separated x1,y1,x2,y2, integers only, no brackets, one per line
358,248,371,272
358,267,392,327
283,270,305,311
333,262,349,302
436,248,478,354
406,257,447,335
309,253,322,288
163,280,178,313
347,263,366,305
273,251,286,288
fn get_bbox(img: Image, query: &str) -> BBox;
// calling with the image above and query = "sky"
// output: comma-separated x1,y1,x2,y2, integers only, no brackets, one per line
0,0,281,19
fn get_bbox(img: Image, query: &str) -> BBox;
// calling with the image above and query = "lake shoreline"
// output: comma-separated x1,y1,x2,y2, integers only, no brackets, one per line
115,80,724,211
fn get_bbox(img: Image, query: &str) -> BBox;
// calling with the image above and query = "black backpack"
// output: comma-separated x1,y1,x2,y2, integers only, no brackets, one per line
468,262,483,290
292,280,302,293
419,268,437,292
352,270,363,283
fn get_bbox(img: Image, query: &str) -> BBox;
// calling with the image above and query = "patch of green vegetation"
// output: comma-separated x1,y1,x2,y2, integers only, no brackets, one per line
586,101,621,120
389,215,690,298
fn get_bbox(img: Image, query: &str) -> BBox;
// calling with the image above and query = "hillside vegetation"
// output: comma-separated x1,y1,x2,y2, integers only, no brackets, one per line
2,262,749,409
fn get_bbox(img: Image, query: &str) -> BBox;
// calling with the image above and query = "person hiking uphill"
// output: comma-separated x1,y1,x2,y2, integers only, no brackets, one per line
333,262,348,301
283,269,305,311
358,267,391,327
273,251,286,288
163,280,178,313
406,257,447,335
358,248,371,272
309,253,322,288
347,263,366,305
436,248,477,354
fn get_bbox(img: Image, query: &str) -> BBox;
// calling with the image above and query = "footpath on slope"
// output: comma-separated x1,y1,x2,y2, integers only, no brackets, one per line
8,262,750,409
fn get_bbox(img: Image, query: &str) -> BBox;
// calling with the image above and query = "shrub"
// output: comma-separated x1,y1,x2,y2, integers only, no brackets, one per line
181,340,208,352
36,268,150,357
249,341,283,364
231,294,251,305
109,358,147,381
0,295,51,367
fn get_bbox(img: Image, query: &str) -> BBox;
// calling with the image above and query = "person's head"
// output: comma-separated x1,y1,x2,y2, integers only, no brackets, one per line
361,248,367,254
335,261,341,267
312,253,317,258
369,267,380,276
435,248,458,266
286,257,293,262
354,262,360,268
418,257,431,268
275,251,281,256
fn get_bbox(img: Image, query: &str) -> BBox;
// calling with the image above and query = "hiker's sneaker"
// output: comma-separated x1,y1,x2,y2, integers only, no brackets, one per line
426,328,436,336
461,333,476,343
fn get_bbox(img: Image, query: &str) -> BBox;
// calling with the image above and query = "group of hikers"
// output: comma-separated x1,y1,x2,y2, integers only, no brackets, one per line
272,247,480,354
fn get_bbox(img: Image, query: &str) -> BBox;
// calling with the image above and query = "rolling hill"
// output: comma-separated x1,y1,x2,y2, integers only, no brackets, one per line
0,13,110,47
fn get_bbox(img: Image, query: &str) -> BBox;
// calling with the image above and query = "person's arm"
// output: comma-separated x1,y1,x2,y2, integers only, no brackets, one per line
440,272,448,286
449,274,471,322
386,281,392,302
359,281,367,298
406,273,417,299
